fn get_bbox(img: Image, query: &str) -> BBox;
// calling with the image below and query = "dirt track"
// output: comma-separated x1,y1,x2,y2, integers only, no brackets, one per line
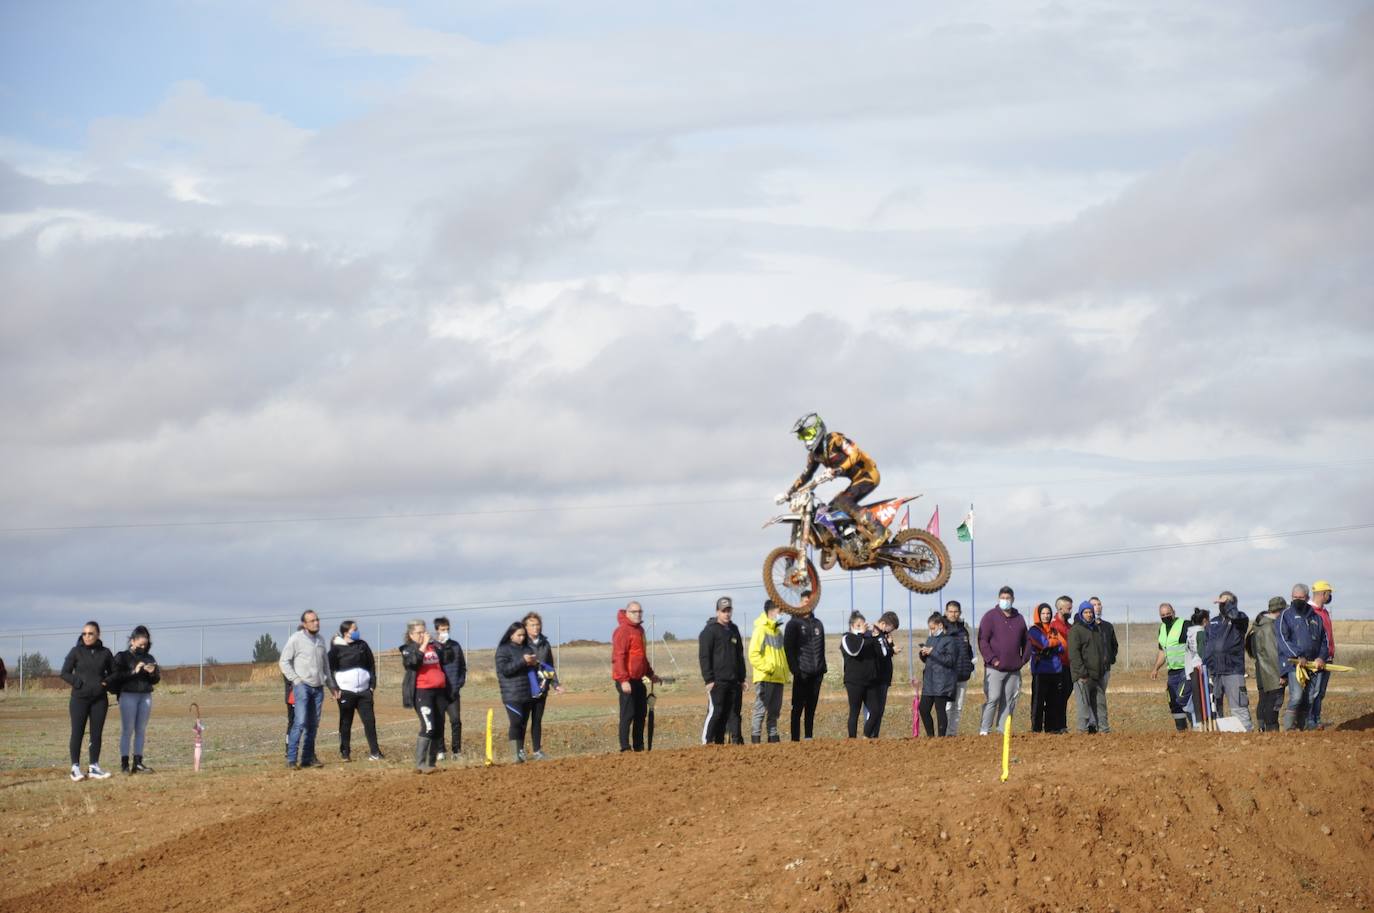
4,732,1372,913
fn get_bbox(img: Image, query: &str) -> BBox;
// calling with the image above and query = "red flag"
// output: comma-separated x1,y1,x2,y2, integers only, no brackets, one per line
926,506,940,537
900,507,911,530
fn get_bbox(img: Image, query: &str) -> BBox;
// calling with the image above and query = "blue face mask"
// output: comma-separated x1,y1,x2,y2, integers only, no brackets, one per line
349,630,361,642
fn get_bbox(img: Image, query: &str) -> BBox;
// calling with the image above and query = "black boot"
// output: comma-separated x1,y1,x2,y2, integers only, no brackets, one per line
133,755,152,773
414,737,434,772
121,756,130,774
767,734,781,743
751,734,761,744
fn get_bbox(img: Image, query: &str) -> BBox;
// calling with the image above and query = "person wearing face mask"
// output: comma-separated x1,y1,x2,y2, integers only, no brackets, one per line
976,586,1030,736
1027,604,1067,734
109,625,160,773
1306,581,1335,730
917,613,959,737
1245,597,1288,731
1203,591,1252,732
432,617,467,761
1150,603,1191,731
328,620,382,762
523,612,562,760
1276,583,1328,731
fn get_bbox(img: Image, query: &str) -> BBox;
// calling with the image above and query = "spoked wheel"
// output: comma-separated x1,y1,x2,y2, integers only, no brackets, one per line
762,546,821,615
885,529,952,594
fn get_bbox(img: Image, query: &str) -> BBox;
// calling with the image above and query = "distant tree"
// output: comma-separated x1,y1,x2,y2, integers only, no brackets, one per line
19,652,53,678
251,633,281,664
204,656,222,666
662,631,677,642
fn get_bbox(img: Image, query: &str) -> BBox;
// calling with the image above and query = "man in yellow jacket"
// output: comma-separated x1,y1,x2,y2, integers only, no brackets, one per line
749,600,791,743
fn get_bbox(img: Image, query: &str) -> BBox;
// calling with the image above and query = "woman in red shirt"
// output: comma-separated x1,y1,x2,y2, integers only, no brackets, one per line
401,619,447,774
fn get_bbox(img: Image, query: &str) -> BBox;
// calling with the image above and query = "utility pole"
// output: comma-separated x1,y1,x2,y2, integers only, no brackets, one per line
199,627,204,690
18,632,23,695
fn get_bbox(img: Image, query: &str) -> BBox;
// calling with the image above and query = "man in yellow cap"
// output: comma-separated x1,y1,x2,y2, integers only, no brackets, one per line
1308,580,1335,729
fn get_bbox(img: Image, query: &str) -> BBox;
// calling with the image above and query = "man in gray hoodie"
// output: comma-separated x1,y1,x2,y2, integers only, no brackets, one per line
279,611,338,769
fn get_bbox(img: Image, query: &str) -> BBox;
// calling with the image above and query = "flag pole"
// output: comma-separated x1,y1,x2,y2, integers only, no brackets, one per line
968,502,976,628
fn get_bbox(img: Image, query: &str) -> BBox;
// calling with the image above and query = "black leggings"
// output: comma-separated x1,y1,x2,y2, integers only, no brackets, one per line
845,682,884,738
918,693,949,737
529,694,547,750
506,700,532,742
414,687,443,742
435,691,462,753
69,693,108,766
790,674,823,740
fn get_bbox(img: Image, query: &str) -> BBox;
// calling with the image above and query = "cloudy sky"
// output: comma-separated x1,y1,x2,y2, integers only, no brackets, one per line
2,1,1372,665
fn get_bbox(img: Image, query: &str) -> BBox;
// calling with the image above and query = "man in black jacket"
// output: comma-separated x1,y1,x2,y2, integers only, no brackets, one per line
699,597,746,745
784,610,827,740
1090,597,1119,693
1204,590,1253,731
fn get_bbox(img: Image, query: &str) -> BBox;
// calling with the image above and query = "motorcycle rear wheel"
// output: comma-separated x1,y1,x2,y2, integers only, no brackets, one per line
762,546,821,615
886,529,952,594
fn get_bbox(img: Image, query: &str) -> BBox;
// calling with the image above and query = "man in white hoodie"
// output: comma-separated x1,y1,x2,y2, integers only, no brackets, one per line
279,610,338,769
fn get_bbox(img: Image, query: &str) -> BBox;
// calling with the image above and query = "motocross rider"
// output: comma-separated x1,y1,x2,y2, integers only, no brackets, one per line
775,413,886,549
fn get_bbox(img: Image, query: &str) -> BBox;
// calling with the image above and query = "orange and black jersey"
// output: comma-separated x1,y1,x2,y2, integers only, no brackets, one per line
791,432,879,492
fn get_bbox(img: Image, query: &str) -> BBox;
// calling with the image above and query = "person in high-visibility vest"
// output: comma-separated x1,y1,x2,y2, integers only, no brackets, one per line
1150,602,1191,731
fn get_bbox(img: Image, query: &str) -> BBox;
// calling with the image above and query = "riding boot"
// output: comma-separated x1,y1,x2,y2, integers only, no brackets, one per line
414,737,431,770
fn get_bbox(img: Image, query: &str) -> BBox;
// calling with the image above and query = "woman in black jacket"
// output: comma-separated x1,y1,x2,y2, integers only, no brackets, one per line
522,612,562,760
329,620,382,762
60,621,115,781
840,611,883,739
109,625,160,774
400,619,447,774
495,621,539,763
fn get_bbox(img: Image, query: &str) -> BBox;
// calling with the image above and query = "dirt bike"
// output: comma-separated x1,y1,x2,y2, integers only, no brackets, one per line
761,476,952,614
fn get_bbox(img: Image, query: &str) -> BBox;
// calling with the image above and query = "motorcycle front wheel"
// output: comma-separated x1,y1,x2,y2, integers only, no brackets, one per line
886,529,953,594
762,546,821,615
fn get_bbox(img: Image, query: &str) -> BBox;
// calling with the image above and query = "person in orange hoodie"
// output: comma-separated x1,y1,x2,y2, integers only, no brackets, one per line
1029,603,1069,733
611,601,661,752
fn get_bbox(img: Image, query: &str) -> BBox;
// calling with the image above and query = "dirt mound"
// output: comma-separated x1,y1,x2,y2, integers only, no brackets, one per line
3,733,1372,913
1338,711,1374,732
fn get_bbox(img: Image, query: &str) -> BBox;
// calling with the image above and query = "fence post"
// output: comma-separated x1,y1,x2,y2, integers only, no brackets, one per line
376,622,382,686
1125,604,1131,671
556,615,562,685
650,614,656,667
18,632,23,695
199,627,204,690
465,619,470,654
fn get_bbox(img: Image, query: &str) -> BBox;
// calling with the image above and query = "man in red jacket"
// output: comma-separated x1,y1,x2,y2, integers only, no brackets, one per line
612,602,661,752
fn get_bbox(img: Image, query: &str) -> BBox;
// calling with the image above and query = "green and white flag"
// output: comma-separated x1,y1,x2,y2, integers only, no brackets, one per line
955,509,974,543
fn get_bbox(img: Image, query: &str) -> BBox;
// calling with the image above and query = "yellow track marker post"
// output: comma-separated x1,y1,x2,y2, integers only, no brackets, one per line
484,708,494,767
1000,714,1012,782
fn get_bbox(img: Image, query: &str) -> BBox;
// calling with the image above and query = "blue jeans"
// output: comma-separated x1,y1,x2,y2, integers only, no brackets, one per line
118,692,153,756
287,683,324,763
1282,673,1321,731
1305,670,1330,729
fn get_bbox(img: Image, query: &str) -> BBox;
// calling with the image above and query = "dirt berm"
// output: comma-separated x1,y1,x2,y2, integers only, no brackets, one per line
4,732,1372,913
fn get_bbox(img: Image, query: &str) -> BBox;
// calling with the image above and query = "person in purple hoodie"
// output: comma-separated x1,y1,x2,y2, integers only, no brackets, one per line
977,586,1031,735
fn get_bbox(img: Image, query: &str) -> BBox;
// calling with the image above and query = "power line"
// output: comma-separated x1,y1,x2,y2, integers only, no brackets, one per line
1,457,1368,534
2,520,1368,638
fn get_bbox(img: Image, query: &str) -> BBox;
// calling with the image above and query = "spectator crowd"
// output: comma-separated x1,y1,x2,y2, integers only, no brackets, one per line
49,579,1344,780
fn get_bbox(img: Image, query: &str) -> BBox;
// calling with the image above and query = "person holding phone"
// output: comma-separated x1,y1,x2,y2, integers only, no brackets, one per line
109,625,160,773
400,620,446,773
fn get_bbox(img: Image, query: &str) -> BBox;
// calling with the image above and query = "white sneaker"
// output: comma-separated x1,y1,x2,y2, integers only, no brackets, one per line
436,751,445,761
70,764,85,782
87,764,112,780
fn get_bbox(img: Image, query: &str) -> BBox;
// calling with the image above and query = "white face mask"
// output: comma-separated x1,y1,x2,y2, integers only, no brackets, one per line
998,598,1012,610
436,631,450,643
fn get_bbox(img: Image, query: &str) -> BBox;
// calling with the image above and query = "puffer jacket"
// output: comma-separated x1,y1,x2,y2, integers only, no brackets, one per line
783,614,827,677
1203,606,1249,676
1027,623,1065,675
108,647,161,695
495,639,538,706
920,633,959,698
1067,608,1106,683
1276,602,1327,671
610,609,655,683
946,619,975,682
748,612,789,684
60,636,115,699
438,636,467,698
1245,612,1284,693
